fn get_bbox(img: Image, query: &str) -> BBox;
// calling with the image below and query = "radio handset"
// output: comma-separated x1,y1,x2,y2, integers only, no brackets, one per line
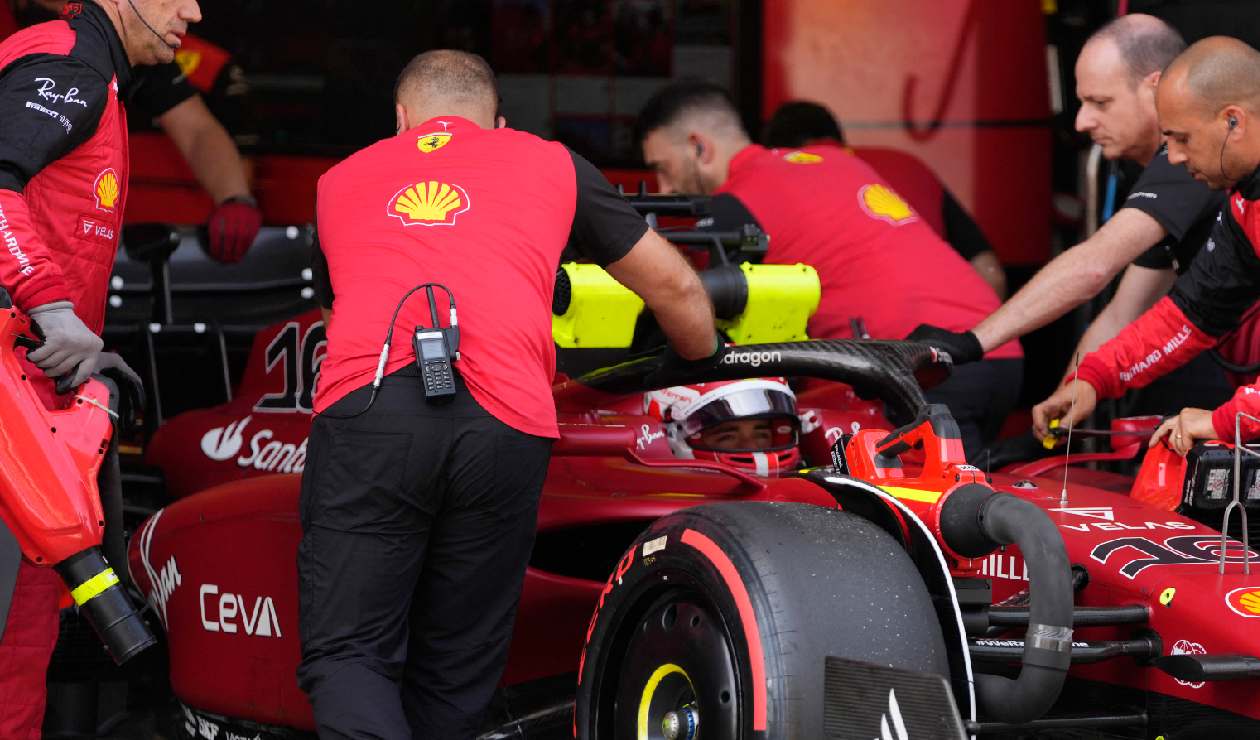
413,284,460,402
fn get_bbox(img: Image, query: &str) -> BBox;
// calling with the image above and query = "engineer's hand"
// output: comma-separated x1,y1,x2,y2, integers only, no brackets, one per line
1150,408,1216,456
26,302,103,386
206,195,262,263
1031,379,1098,442
905,324,983,365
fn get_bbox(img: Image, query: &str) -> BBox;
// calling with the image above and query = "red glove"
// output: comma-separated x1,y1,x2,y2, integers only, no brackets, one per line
205,196,262,263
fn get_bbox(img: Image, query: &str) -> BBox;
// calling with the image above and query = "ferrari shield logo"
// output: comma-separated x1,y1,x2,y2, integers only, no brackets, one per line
859,184,916,225
93,168,121,212
783,151,823,165
417,132,453,153
174,50,202,78
387,180,470,227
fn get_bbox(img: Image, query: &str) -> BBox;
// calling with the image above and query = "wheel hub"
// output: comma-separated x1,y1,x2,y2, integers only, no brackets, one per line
661,706,699,740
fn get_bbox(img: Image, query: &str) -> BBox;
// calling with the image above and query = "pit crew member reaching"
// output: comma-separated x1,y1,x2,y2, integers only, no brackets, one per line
912,16,1250,410
1033,36,1260,456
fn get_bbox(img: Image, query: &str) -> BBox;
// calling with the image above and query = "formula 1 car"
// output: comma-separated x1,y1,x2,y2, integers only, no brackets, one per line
114,301,1260,739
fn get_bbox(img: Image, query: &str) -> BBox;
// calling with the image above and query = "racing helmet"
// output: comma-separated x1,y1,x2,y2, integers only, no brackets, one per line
644,378,801,476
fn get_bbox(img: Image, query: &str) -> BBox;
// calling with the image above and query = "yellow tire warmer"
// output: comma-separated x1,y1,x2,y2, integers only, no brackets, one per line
552,261,820,349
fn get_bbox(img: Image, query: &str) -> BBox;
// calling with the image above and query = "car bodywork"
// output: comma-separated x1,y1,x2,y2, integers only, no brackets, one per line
126,306,1260,738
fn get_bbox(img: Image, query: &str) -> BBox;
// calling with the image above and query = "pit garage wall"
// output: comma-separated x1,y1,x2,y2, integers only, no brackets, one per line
762,0,1052,267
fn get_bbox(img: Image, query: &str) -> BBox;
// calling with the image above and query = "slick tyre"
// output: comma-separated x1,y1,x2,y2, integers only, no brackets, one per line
575,502,950,740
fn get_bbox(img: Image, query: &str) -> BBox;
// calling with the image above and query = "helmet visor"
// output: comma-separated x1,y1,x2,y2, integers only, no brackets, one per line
682,387,799,453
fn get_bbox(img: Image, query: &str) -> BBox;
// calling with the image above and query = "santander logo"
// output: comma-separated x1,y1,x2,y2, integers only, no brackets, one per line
201,416,250,461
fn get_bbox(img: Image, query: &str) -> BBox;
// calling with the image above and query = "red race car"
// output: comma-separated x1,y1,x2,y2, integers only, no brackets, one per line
120,303,1260,739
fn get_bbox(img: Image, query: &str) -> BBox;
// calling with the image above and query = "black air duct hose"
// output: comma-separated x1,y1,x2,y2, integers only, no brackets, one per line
939,485,1074,723
698,264,748,320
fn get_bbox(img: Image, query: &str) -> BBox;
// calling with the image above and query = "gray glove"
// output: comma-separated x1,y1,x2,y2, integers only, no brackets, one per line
26,301,103,387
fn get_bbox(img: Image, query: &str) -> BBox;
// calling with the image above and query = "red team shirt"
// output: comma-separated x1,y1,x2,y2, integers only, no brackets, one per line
313,117,646,438
709,145,1021,360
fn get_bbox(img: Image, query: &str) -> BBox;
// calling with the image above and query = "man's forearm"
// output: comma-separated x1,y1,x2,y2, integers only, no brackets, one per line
1063,310,1126,382
972,209,1166,351
973,245,1110,351
1064,264,1175,381
159,98,251,203
653,271,717,360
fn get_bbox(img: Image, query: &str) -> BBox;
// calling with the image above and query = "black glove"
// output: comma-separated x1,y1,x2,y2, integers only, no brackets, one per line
651,335,724,385
906,324,983,365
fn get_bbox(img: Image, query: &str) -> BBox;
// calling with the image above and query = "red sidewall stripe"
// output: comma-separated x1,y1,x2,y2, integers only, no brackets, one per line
680,528,767,731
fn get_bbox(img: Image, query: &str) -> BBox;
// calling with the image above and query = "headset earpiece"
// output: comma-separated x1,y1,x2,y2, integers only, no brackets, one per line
694,142,704,158
1230,116,1239,129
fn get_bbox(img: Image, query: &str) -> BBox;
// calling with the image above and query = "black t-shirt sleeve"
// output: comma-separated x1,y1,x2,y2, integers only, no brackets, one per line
940,189,992,261
1123,148,1222,269
565,149,648,266
124,62,197,121
1132,240,1176,270
0,56,109,192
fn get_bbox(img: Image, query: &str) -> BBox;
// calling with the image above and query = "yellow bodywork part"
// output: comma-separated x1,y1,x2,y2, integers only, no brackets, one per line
717,262,819,344
552,262,645,348
552,261,821,348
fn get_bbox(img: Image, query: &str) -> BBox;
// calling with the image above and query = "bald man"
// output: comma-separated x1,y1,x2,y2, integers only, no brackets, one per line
1034,36,1260,454
299,50,715,738
913,16,1233,401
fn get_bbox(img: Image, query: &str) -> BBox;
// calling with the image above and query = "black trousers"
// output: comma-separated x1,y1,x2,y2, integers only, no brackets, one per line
296,368,552,740
924,358,1024,460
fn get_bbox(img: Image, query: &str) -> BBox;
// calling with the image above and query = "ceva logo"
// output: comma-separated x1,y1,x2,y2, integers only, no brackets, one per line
200,583,282,638
201,417,250,461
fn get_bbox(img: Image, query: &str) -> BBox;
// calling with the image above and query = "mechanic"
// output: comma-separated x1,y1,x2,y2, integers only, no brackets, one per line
645,378,802,476
1032,37,1260,456
9,0,260,262
763,100,1008,299
301,50,717,739
0,1,202,734
911,15,1243,412
636,80,1022,457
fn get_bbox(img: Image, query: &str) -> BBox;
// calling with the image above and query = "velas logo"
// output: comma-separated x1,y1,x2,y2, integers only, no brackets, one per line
174,49,202,78
387,180,470,227
1225,587,1260,618
859,184,916,225
94,168,120,212
783,151,823,164
417,132,452,153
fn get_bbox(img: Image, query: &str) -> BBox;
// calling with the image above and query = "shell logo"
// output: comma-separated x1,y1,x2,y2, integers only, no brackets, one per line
93,168,121,212
1225,587,1260,617
859,184,916,225
417,132,452,153
175,50,202,78
783,151,823,165
387,180,470,227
